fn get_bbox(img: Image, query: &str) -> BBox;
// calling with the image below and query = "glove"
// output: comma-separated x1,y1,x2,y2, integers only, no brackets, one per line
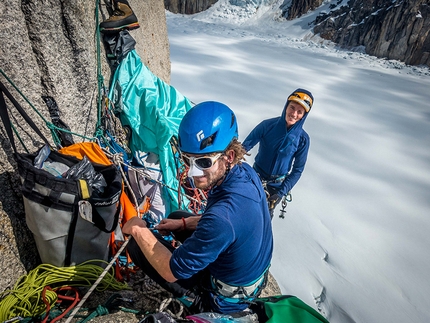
268,193,281,210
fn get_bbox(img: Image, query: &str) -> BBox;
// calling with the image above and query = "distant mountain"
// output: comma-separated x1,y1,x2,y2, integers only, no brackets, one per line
165,0,430,67
311,0,429,67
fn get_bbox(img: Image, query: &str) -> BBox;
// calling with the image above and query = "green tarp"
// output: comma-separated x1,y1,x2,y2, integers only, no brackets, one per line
252,295,330,323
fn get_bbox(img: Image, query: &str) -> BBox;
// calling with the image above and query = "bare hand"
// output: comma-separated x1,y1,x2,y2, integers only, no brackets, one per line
155,218,183,236
122,216,147,236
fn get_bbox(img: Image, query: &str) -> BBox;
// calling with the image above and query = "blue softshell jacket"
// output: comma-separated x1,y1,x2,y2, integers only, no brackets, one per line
169,163,273,313
242,101,310,196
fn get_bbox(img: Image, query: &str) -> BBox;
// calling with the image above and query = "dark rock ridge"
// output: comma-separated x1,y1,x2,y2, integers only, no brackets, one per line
164,0,218,14
282,0,323,20
311,0,430,66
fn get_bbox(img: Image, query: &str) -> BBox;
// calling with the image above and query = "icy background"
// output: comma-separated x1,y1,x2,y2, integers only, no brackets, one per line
166,1,430,322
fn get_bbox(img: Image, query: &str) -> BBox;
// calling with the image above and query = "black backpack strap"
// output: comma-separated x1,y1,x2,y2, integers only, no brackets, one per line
42,95,74,147
0,86,18,153
0,80,51,152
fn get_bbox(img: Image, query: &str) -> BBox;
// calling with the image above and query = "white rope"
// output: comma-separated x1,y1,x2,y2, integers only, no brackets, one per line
65,151,138,322
158,297,184,319
110,151,140,214
64,238,130,323
102,148,206,207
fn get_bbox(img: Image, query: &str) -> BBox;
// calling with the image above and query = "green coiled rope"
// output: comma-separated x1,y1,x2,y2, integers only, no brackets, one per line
0,260,129,321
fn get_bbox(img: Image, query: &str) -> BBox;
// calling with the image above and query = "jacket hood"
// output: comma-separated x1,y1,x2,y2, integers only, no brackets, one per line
286,88,314,113
276,99,310,152
280,99,310,129
280,88,313,131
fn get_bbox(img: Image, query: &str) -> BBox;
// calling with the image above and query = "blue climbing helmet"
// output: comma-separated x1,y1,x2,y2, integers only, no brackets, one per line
178,101,238,154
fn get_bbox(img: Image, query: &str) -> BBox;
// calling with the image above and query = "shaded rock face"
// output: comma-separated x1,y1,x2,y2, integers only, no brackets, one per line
165,0,218,14
0,0,169,293
312,0,430,66
282,0,323,20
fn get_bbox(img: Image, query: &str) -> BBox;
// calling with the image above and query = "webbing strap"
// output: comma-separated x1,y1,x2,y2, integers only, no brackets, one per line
0,80,51,153
79,179,91,199
0,88,17,152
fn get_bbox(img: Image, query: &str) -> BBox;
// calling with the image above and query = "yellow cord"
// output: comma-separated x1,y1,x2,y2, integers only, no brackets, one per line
0,260,129,321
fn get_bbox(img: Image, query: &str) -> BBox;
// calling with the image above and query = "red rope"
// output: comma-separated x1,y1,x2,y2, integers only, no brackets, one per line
41,286,53,323
51,286,81,323
41,286,81,323
178,168,208,213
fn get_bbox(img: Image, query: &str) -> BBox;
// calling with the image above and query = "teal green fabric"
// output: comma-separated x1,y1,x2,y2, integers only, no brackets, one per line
109,49,193,213
258,296,329,323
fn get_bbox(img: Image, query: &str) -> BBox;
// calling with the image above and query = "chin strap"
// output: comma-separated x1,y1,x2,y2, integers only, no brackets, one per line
209,161,232,190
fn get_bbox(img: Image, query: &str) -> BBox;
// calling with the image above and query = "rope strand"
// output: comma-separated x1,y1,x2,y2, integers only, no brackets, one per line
0,261,128,321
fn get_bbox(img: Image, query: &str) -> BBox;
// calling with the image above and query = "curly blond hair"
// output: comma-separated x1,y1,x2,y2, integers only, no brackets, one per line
226,139,248,165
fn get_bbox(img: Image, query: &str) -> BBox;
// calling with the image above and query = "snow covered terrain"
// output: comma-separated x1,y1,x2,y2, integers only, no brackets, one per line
166,1,430,322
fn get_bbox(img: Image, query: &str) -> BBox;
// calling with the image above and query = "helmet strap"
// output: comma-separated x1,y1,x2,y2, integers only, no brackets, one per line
211,157,231,189
225,162,231,175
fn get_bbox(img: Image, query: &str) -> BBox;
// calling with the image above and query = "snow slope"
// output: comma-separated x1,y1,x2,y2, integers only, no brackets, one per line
166,1,430,322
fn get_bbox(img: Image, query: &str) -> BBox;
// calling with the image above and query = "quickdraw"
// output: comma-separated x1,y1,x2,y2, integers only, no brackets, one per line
279,192,292,219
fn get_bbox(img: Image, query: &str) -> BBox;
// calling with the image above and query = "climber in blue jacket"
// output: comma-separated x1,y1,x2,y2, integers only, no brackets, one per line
243,88,314,218
123,101,273,314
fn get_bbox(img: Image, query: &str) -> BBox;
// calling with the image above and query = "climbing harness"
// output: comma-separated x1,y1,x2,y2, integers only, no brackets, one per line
259,173,294,218
260,175,285,195
210,267,269,303
260,177,283,210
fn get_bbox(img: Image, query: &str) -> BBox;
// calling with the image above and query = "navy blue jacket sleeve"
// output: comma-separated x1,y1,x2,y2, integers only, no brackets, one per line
242,121,266,152
277,134,310,195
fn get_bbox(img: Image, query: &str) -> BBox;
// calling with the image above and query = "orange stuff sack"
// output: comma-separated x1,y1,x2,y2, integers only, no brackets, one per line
59,142,112,165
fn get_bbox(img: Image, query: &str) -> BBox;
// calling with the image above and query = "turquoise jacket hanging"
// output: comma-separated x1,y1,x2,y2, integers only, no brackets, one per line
109,49,193,213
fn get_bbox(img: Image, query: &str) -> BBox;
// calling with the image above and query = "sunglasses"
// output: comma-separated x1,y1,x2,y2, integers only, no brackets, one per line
181,153,223,170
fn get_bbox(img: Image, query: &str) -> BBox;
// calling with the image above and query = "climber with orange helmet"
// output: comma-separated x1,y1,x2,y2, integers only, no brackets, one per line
243,88,314,218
